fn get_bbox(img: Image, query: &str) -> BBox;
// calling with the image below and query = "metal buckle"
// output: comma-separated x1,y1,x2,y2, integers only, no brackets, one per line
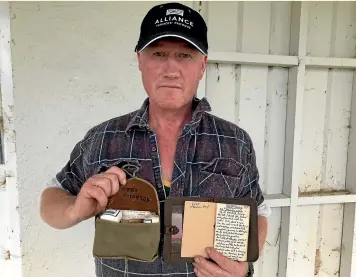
164,225,179,235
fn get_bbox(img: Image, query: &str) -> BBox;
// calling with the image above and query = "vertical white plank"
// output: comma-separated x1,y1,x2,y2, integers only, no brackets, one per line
263,68,288,195
293,206,320,276
300,68,327,191
321,69,353,191
321,2,355,191
0,2,22,277
240,2,271,55
264,1,291,196
0,188,7,260
345,57,356,201
290,4,324,277
340,204,356,277
206,63,236,123
289,2,301,56
332,2,356,58
306,2,333,57
253,208,282,277
279,3,308,277
268,2,292,56
280,63,307,277
292,204,344,277
206,1,238,53
316,204,343,277
237,66,268,186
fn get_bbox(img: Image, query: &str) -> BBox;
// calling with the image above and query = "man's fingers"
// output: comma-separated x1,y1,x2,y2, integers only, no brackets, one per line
194,256,229,277
98,173,121,196
90,166,126,197
105,166,127,185
85,185,108,210
194,268,210,277
206,248,238,273
89,176,113,197
193,262,214,277
194,269,204,277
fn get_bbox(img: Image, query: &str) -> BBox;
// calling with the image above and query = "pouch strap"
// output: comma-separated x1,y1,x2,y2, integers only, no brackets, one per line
121,163,139,178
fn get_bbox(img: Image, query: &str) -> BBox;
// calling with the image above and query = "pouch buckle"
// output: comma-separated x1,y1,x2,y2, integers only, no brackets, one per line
164,225,179,235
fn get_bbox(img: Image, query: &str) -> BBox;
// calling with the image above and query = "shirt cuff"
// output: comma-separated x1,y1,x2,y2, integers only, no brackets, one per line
257,202,271,217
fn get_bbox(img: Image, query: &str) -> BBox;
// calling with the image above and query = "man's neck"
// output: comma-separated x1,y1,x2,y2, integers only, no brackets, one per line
148,101,193,136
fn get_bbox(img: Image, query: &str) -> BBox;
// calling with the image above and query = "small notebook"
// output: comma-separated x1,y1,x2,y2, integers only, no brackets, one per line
180,201,250,261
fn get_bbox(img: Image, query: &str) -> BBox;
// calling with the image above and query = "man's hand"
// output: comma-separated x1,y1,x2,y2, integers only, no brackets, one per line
193,248,248,277
67,166,127,223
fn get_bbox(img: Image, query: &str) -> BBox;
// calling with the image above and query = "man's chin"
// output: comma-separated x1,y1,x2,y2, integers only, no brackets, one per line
155,98,189,110
158,101,184,110
148,92,193,110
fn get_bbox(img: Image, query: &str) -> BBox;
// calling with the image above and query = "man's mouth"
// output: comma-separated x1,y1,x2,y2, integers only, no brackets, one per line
159,85,182,89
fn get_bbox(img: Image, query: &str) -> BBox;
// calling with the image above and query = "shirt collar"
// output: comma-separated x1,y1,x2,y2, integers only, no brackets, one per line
125,96,212,133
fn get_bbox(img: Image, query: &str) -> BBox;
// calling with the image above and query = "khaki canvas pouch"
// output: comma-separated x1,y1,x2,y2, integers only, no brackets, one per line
93,177,161,262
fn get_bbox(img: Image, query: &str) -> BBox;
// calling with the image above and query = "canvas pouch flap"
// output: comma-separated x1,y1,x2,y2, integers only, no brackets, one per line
93,177,161,262
106,178,160,213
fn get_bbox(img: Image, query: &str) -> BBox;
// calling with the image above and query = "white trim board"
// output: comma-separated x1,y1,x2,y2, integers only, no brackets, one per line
208,52,356,69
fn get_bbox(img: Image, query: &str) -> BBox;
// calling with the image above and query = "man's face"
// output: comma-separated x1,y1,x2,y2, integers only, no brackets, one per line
137,39,207,110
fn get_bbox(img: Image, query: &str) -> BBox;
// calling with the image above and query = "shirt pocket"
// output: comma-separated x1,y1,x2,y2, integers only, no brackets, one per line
196,157,247,198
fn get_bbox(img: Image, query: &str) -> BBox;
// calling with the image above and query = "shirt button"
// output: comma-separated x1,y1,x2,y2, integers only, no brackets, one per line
151,146,156,152
157,183,162,188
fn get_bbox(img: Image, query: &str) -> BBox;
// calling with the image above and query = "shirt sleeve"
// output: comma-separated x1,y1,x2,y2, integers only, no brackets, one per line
55,128,96,196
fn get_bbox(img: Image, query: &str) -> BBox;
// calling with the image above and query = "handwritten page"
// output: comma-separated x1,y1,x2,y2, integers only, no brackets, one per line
181,201,216,258
213,203,250,261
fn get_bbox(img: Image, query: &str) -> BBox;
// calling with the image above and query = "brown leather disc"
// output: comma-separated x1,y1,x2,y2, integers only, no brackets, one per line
106,178,159,213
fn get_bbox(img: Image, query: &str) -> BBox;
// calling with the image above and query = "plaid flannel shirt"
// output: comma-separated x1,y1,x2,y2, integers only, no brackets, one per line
54,97,264,277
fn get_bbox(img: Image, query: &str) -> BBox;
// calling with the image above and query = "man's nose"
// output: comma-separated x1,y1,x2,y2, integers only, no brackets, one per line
163,57,180,79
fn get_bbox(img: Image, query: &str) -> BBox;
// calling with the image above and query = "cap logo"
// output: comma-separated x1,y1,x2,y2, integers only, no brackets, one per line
166,9,184,16
154,15,194,29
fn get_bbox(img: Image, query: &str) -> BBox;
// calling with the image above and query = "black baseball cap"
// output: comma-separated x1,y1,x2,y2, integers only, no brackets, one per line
135,2,208,55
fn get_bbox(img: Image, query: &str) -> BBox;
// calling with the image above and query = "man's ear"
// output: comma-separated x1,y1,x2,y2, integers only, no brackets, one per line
137,52,143,72
199,55,208,80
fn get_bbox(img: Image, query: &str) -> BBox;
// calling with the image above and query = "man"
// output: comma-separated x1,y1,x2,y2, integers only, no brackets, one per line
40,2,270,277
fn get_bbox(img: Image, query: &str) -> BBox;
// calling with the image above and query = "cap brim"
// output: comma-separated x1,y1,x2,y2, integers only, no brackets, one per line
136,32,207,55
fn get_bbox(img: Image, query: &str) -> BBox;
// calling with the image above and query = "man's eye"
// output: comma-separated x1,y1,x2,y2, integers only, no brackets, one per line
153,52,165,57
178,53,192,59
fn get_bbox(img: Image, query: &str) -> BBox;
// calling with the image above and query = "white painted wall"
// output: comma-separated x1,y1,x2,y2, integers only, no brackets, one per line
1,1,356,277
